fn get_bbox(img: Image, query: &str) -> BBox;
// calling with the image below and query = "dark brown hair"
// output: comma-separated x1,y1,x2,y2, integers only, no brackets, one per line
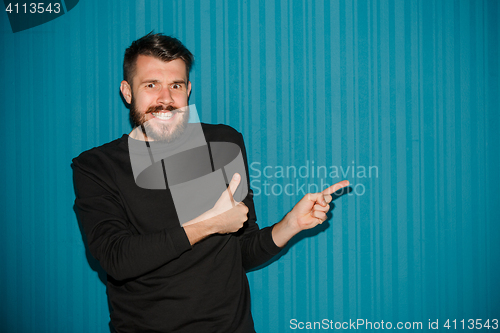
123,32,194,85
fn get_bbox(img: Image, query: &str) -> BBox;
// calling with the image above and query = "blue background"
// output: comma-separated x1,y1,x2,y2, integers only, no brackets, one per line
1,0,499,332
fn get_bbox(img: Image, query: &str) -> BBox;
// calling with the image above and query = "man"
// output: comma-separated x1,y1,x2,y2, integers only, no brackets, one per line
72,32,348,332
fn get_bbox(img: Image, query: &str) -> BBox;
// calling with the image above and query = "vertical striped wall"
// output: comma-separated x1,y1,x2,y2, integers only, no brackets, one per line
1,1,498,332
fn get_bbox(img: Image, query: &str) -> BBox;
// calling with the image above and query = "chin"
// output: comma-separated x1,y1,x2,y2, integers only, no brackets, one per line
143,120,188,143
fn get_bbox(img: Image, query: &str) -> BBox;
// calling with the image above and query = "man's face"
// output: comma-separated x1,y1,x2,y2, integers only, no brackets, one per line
121,55,192,142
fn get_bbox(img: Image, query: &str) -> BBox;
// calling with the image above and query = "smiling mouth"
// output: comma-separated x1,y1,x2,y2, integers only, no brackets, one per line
152,111,174,120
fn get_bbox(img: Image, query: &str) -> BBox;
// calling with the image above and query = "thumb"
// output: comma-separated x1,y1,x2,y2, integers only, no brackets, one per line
228,173,241,197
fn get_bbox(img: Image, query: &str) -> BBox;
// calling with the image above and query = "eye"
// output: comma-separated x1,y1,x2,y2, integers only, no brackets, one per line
146,83,156,89
171,83,182,89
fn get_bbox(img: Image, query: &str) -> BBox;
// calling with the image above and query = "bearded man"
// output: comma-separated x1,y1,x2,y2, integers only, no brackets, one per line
72,32,348,332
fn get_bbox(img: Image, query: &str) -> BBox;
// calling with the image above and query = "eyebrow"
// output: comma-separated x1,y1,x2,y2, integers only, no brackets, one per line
139,79,161,85
139,79,187,85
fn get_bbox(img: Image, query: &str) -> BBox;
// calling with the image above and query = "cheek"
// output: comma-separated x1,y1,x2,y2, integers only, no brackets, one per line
173,93,189,104
133,93,155,110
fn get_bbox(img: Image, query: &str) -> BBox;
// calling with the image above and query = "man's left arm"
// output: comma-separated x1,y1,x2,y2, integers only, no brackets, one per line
237,178,349,270
235,132,349,269
234,131,282,270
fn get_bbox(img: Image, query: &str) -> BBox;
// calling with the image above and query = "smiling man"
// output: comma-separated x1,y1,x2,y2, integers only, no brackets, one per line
72,32,348,332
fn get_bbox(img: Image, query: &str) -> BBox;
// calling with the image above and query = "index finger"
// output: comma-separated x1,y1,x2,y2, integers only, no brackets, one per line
322,180,350,195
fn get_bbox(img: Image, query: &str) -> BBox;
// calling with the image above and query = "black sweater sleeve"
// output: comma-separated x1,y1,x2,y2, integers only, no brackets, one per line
235,133,282,270
72,156,192,282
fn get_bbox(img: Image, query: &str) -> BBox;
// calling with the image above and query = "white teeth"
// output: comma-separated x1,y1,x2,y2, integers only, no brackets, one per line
152,112,174,120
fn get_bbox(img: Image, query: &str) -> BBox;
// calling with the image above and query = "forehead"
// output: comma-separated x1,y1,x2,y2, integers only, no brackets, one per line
133,55,188,84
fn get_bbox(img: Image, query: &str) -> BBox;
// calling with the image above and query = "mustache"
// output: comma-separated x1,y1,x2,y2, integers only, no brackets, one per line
146,105,188,114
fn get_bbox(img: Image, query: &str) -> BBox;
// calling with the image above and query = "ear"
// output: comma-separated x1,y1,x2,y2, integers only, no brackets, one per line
187,81,192,98
120,80,132,104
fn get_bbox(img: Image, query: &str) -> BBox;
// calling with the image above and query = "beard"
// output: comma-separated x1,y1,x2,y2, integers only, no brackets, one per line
130,99,189,143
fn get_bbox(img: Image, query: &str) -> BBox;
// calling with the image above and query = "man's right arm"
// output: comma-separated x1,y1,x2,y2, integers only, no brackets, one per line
73,158,247,281
73,164,194,281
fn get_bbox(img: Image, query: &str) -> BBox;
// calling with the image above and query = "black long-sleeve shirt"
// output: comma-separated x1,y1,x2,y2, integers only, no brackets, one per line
72,123,281,332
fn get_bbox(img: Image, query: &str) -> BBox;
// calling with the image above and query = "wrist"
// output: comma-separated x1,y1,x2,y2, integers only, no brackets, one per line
182,212,219,245
197,215,219,235
272,212,302,248
205,216,219,234
283,211,301,235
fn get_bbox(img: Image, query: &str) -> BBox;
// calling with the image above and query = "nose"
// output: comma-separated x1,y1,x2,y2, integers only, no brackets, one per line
156,85,174,106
